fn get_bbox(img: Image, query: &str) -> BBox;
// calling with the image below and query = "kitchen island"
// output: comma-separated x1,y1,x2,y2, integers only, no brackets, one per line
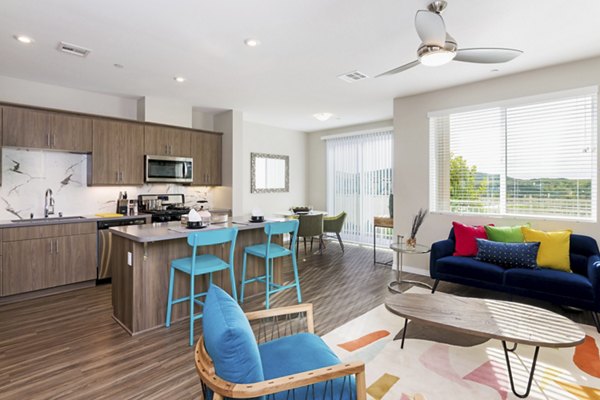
109,218,287,335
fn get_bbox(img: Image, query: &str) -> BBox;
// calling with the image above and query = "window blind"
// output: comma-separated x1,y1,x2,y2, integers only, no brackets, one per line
326,130,393,244
430,88,597,220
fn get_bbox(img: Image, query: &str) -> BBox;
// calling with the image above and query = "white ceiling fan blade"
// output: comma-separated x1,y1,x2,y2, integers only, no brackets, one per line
376,60,420,77
454,48,523,64
415,10,446,47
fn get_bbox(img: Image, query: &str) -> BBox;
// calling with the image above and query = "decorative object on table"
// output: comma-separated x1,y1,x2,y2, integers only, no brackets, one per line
249,208,265,223
291,206,311,215
323,211,347,252
407,208,427,248
186,209,206,229
250,152,289,193
388,193,394,218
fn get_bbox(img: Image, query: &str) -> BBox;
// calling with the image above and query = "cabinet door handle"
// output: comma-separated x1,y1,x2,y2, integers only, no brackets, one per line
116,171,119,182
120,171,124,182
55,239,59,254
53,134,56,148
49,240,52,254
47,133,51,147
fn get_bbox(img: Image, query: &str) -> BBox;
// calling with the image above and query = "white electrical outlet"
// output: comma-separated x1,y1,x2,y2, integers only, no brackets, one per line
127,252,133,266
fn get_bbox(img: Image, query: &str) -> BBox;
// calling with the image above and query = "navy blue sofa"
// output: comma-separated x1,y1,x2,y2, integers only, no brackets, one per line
430,228,600,331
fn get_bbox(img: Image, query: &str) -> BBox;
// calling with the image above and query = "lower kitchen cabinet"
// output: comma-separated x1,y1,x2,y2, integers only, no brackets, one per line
1,223,97,297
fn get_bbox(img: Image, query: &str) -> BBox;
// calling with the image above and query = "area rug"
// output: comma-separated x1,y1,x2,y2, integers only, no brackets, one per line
321,288,600,400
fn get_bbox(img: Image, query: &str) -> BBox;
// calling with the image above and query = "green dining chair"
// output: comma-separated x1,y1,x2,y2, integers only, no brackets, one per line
323,211,347,252
297,214,324,255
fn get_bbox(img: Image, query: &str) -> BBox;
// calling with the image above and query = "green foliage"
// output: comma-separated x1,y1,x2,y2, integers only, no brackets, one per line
449,154,488,201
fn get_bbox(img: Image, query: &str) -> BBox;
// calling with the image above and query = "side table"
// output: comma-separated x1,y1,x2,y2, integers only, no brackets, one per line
388,242,432,293
373,216,394,266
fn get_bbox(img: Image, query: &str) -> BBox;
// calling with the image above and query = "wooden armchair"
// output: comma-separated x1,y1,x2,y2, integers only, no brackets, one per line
195,303,366,400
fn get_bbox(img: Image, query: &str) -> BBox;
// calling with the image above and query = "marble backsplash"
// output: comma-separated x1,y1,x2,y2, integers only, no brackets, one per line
1,148,215,220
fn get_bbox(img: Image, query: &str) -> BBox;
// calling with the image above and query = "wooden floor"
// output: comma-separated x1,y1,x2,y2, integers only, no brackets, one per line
0,240,596,399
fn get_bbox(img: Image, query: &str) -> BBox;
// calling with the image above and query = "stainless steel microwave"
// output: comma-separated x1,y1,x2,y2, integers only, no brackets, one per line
145,155,193,183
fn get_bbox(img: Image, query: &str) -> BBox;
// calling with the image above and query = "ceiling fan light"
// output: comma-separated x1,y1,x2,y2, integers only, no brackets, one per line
419,49,455,66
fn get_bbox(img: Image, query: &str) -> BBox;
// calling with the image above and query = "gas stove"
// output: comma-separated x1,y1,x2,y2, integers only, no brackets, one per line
138,193,191,223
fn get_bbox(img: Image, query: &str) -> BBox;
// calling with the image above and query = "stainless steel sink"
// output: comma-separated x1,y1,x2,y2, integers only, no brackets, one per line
11,216,86,223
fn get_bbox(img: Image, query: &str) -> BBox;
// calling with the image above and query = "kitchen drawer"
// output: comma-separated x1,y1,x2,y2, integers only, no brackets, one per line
3,222,96,242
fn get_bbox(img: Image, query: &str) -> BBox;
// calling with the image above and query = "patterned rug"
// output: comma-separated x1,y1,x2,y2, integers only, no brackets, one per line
322,288,600,400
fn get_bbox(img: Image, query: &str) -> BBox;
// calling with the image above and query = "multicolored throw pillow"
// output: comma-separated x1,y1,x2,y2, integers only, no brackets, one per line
521,227,572,272
452,221,492,257
475,238,540,269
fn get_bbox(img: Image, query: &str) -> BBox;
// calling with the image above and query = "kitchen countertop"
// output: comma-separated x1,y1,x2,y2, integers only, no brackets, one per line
109,217,284,243
0,213,151,228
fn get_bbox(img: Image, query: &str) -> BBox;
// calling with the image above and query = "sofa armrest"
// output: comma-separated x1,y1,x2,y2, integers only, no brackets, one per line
587,255,600,294
430,239,454,278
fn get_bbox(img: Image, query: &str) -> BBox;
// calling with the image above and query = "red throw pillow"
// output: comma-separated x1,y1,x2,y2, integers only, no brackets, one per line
452,221,492,257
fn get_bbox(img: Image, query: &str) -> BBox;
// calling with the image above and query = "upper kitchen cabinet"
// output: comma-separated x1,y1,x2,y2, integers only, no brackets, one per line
88,119,144,185
192,132,222,186
2,106,92,152
144,125,191,157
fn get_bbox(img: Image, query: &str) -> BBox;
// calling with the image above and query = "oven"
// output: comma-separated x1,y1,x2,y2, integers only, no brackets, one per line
145,155,193,183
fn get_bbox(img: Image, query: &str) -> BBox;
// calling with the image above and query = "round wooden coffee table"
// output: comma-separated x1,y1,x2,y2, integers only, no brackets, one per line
386,292,586,398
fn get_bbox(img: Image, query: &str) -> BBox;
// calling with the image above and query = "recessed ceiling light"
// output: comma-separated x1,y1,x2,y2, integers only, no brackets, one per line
313,112,334,121
14,35,34,44
490,69,500,73
114,63,124,69
174,76,186,83
244,38,261,47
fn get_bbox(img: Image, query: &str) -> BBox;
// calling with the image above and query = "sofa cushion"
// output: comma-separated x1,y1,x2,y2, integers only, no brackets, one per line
522,227,572,272
485,224,529,243
475,239,539,269
203,285,264,385
259,333,354,400
452,222,491,257
436,256,506,284
504,268,594,301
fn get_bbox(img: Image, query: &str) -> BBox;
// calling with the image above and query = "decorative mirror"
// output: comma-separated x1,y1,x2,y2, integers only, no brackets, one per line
251,153,289,193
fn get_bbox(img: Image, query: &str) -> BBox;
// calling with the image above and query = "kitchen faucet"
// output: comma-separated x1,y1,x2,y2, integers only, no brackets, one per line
44,188,55,218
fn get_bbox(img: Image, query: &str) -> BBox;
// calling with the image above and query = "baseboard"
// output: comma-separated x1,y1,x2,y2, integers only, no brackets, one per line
401,265,430,277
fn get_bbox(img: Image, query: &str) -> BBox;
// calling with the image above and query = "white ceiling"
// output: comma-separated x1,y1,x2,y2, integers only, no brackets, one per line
1,0,600,132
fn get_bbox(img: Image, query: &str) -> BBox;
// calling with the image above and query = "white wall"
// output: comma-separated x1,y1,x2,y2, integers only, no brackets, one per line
307,120,393,210
192,108,215,131
242,121,307,215
394,55,600,272
137,96,192,128
0,75,138,118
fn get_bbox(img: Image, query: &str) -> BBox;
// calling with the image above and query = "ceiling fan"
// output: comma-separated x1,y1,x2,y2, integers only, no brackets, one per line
377,0,523,77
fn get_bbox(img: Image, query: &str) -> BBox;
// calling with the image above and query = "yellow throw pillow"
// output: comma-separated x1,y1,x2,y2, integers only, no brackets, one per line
521,227,572,272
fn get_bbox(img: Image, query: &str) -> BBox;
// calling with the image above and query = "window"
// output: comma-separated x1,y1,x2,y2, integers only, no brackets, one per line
326,130,393,244
430,87,597,221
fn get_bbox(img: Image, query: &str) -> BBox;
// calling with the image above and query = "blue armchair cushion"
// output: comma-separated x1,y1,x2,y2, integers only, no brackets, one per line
259,333,354,400
202,285,265,385
475,238,540,269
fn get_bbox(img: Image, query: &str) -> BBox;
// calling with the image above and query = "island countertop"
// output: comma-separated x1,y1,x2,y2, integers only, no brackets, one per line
109,217,284,243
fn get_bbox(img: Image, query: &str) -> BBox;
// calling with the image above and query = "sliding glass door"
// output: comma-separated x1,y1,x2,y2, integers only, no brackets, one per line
326,130,393,245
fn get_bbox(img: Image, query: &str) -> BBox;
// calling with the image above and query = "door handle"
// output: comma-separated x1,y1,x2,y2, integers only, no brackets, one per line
47,133,51,147
49,240,52,254
120,171,123,182
53,134,56,148
55,239,59,254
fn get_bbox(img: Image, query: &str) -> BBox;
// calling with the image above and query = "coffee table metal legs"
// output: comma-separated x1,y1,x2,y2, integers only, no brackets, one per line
400,318,408,349
388,252,433,293
502,341,540,399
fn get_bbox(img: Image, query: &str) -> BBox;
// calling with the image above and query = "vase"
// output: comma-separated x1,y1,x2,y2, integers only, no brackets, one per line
406,237,417,249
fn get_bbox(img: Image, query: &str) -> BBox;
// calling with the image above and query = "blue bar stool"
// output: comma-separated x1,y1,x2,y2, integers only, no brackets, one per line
240,220,300,309
166,227,238,346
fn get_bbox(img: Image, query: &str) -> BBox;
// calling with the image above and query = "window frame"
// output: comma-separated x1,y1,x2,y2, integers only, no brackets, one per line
428,86,598,223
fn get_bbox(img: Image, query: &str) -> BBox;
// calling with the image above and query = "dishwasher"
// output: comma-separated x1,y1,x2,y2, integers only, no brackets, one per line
97,217,147,283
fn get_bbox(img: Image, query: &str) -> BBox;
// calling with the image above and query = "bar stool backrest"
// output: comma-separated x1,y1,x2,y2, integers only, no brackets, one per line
187,227,239,273
264,220,299,255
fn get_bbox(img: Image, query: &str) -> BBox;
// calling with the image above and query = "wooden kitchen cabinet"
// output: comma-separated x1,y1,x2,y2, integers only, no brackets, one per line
1,222,97,297
2,106,92,152
192,132,222,186
89,119,144,185
144,125,191,157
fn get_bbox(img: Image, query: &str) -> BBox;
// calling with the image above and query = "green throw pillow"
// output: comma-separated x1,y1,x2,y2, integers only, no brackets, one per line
485,224,530,243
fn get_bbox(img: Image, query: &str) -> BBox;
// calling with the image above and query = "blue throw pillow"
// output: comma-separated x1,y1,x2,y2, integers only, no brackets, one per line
475,238,540,269
202,284,264,385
